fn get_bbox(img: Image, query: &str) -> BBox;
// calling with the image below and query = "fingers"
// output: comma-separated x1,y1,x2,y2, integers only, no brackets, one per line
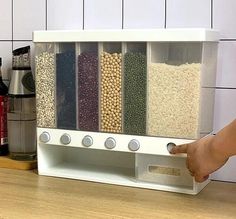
194,174,209,183
203,175,209,181
170,144,188,154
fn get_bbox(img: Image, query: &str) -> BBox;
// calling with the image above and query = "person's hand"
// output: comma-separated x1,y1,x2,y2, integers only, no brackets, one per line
170,135,228,182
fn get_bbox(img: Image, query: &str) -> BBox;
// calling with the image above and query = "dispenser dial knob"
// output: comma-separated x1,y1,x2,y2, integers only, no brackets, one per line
82,135,93,147
167,142,176,153
105,137,116,149
128,139,140,151
39,132,50,143
60,134,71,145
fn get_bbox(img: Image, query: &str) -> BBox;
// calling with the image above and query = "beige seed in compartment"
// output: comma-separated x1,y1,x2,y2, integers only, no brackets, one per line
35,52,56,128
147,63,201,139
100,52,122,133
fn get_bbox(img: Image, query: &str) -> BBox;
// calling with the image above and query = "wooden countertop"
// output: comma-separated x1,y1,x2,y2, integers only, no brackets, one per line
0,168,235,219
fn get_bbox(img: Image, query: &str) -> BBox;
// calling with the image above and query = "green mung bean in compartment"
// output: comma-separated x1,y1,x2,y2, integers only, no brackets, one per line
124,43,147,135
78,43,99,132
100,42,122,133
147,42,202,139
35,43,56,128
56,43,76,130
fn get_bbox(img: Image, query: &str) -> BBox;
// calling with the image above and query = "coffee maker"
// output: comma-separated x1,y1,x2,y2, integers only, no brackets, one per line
8,46,36,160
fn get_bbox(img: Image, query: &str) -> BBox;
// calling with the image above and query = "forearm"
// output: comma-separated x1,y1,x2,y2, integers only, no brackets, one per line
210,119,236,160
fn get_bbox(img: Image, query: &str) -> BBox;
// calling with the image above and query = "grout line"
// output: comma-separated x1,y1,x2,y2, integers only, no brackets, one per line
46,0,48,30
220,39,236,41
215,87,236,90
122,0,124,29
0,40,13,42
11,40,32,42
164,0,167,28
83,0,85,30
12,0,13,49
211,0,213,28
11,0,13,65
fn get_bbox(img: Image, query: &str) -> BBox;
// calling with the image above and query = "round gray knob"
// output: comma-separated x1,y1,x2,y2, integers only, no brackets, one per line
60,134,71,145
39,132,50,143
167,142,176,153
82,135,93,147
105,137,116,149
128,139,140,151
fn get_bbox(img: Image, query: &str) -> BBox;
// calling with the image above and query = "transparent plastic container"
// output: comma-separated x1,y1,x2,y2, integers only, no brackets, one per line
100,42,122,133
56,43,76,129
34,29,219,195
34,30,218,139
146,42,218,139
123,43,147,135
35,43,56,128
78,43,99,131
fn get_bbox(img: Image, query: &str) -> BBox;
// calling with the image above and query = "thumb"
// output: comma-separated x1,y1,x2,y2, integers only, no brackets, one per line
170,144,188,154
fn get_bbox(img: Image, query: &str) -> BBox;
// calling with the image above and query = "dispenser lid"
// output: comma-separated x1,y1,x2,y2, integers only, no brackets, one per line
33,29,220,42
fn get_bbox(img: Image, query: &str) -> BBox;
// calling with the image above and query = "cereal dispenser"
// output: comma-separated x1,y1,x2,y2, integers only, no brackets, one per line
34,29,219,194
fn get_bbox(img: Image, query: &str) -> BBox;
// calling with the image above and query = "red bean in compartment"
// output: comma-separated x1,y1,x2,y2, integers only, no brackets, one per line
78,52,99,131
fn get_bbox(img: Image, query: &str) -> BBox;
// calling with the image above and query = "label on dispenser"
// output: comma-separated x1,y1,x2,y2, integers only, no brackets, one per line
0,96,8,145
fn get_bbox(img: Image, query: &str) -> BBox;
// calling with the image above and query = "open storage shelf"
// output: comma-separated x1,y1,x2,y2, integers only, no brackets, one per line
39,144,136,185
34,29,219,194
37,128,209,195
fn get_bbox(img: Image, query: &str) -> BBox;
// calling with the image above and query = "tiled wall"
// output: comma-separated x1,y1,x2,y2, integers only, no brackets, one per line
0,0,236,181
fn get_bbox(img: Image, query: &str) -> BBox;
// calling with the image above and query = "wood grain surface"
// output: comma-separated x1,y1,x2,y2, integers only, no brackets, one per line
0,168,235,219
0,156,37,170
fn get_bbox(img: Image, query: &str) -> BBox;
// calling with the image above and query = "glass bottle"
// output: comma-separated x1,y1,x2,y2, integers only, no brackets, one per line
0,57,8,155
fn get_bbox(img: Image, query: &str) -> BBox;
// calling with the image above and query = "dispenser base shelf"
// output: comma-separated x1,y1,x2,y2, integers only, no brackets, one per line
39,163,209,195
37,128,210,195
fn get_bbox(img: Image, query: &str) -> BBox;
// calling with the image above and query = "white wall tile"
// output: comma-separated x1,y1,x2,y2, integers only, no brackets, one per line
211,156,236,182
216,41,236,88
84,0,122,29
13,0,46,40
213,0,236,39
212,89,236,182
0,42,12,82
124,0,165,29
0,0,12,40
13,41,35,75
213,89,236,133
47,0,83,30
166,0,211,28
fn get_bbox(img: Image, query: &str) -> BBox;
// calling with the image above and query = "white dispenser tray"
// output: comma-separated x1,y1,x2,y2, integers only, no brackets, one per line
37,128,209,195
